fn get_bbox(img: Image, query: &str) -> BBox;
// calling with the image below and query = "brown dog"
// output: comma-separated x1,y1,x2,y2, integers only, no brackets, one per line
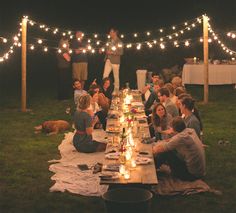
34,120,70,135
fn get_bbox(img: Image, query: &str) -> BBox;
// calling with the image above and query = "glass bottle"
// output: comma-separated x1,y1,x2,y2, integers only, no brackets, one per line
119,128,126,164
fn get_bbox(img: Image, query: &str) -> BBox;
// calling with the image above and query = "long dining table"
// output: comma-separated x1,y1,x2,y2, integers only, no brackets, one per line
100,90,158,186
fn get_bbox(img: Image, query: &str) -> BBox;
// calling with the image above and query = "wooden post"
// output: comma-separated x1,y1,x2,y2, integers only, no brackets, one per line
203,15,209,103
21,18,27,112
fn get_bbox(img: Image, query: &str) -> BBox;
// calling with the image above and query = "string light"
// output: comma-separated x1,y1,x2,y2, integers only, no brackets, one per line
227,32,236,39
3,15,236,62
208,23,236,56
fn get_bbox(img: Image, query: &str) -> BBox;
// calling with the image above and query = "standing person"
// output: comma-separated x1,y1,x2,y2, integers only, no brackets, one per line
100,28,123,93
57,36,71,100
71,31,88,89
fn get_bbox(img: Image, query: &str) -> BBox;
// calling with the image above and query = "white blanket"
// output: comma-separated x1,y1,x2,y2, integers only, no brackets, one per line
48,130,108,196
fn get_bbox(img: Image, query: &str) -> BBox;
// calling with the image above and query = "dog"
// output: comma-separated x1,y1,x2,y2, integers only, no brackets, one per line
34,120,70,135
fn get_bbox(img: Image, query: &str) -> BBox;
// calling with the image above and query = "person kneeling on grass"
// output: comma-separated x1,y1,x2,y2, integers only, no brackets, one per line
152,116,206,181
73,94,106,153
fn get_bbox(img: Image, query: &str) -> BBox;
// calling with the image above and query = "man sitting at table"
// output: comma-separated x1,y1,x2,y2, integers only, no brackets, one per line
157,87,179,118
152,117,206,181
144,79,164,116
142,72,160,101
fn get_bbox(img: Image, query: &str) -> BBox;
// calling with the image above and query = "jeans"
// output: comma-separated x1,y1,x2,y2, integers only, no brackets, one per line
155,151,199,181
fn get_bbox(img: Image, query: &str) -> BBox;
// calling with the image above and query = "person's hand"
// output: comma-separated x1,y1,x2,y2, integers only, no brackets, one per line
86,109,94,117
106,50,112,55
164,128,174,135
93,115,99,124
91,79,97,85
75,48,83,54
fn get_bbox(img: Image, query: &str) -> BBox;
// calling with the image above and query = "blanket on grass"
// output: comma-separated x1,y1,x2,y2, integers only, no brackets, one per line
48,130,108,196
152,168,221,196
49,131,221,197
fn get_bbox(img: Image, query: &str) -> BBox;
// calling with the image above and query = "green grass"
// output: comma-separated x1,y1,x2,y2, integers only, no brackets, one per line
0,85,236,212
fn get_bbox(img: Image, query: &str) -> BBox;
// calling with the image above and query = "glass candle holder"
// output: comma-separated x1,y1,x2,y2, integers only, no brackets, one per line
124,170,130,180
119,165,126,175
131,159,137,168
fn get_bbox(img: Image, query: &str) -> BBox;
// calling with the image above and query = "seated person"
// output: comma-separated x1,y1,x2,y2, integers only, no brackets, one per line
100,77,114,101
164,83,177,104
142,72,160,101
88,90,107,130
145,79,164,116
73,79,87,107
89,84,110,114
151,103,173,140
171,76,183,89
73,94,107,153
153,117,206,181
178,95,202,139
158,87,179,118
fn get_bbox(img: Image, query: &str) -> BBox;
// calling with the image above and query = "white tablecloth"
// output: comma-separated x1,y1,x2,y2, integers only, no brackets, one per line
182,64,236,85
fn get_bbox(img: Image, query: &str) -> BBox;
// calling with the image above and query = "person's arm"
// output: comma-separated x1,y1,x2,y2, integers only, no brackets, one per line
152,142,166,154
142,84,151,94
63,53,71,62
86,116,98,135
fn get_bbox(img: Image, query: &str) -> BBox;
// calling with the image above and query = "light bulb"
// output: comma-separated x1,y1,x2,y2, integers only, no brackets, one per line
185,41,190,46
160,43,165,49
38,39,43,44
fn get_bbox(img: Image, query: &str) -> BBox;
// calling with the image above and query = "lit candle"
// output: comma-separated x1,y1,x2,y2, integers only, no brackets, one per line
119,165,126,175
124,170,130,179
125,150,132,161
193,57,197,63
131,159,136,168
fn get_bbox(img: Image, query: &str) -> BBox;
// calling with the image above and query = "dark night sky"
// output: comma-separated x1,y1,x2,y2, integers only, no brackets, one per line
0,0,236,88
1,0,236,35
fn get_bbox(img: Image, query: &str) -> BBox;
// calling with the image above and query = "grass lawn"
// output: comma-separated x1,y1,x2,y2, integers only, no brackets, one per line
0,84,236,213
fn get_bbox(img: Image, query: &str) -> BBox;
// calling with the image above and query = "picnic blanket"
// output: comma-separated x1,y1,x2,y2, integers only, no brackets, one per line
49,131,221,197
48,130,108,196
152,166,221,196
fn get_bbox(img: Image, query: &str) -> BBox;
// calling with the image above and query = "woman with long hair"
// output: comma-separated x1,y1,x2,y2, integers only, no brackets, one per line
152,103,173,140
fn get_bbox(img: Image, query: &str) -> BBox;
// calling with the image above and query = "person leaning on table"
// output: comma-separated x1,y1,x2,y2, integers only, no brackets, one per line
73,94,107,153
152,116,206,181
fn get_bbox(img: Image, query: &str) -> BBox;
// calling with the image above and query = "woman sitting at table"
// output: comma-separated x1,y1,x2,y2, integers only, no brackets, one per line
73,94,107,153
151,103,173,140
100,77,114,101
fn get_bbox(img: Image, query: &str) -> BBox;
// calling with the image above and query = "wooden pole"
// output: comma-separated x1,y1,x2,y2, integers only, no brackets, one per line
203,15,209,103
21,18,27,112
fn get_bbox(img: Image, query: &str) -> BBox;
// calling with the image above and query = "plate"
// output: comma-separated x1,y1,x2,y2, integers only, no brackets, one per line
106,127,120,133
99,171,120,180
105,152,120,160
135,157,152,165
